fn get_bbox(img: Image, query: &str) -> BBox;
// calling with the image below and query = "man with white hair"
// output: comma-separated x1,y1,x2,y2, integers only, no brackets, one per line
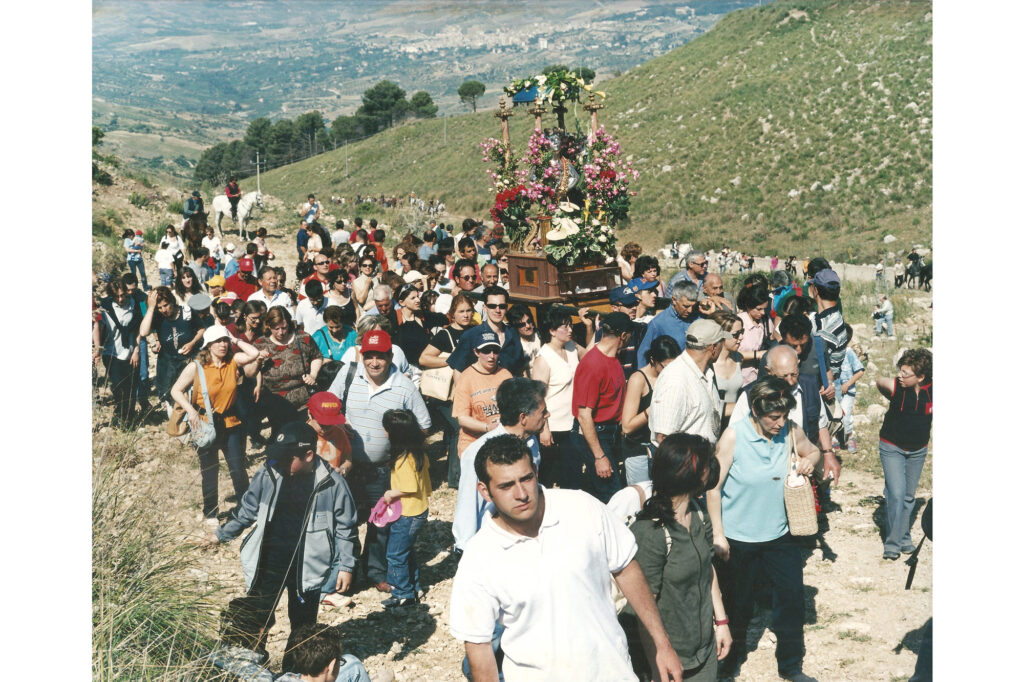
366,284,398,328
734,344,840,483
649,318,726,444
667,249,710,292
636,280,700,368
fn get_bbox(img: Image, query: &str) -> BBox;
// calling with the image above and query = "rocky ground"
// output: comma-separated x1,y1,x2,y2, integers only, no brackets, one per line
93,185,933,681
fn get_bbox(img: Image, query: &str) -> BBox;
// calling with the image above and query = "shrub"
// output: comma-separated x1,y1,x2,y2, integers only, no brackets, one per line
129,192,150,209
356,201,381,216
167,200,184,215
92,432,225,680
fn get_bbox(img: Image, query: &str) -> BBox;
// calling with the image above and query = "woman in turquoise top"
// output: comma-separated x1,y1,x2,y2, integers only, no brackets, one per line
312,305,357,361
706,376,820,681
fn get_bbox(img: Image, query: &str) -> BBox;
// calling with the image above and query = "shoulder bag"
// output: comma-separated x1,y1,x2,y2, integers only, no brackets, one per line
189,360,218,448
783,422,818,536
420,328,455,402
813,335,845,438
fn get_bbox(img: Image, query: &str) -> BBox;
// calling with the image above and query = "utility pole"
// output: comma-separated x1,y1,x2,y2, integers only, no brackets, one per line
345,140,349,178
443,112,447,146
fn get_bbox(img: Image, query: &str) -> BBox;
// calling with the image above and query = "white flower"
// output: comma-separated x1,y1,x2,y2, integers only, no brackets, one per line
547,216,580,241
598,235,608,243
591,220,601,227
536,75,546,84
600,225,609,232
558,201,580,213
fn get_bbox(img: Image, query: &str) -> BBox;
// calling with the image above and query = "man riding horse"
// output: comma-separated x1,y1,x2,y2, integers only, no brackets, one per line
225,176,241,220
183,190,205,229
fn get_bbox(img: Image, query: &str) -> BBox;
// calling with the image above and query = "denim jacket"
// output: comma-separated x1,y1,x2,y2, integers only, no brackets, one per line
217,457,358,594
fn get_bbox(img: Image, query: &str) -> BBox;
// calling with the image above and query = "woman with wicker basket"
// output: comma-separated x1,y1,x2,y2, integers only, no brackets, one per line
705,376,821,681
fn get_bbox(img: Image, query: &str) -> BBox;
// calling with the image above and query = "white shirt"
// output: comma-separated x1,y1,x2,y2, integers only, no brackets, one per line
649,351,723,443
331,228,351,247
605,481,654,525
155,249,175,270
202,235,223,261
731,384,829,431
294,297,328,335
247,289,295,318
99,299,137,361
450,488,639,682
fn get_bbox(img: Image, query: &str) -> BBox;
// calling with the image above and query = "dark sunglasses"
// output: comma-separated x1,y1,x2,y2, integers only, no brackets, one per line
513,319,533,328
484,303,508,310
476,347,500,355
315,260,330,265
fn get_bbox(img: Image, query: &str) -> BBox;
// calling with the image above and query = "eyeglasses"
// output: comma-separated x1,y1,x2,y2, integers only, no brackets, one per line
513,320,533,328
693,261,708,267
460,274,476,281
477,348,500,355
484,303,508,310
898,370,917,379
731,329,744,338
361,263,374,268
315,260,329,266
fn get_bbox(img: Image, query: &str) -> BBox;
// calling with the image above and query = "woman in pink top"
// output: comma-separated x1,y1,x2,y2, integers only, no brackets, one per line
736,285,775,387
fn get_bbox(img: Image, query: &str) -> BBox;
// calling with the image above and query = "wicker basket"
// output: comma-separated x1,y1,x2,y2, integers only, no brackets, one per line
783,427,819,536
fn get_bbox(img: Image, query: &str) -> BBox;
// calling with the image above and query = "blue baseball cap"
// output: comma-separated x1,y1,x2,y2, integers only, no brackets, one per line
475,331,502,351
626,277,659,292
609,285,640,306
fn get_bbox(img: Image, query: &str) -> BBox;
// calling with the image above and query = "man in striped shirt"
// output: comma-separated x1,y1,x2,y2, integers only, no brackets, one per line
327,330,430,593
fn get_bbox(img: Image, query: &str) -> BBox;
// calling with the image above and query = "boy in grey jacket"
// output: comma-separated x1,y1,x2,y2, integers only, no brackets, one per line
210,421,358,644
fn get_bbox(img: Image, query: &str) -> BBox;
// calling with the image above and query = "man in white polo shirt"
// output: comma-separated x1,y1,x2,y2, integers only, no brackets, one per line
649,318,726,444
450,435,682,682
247,265,295,318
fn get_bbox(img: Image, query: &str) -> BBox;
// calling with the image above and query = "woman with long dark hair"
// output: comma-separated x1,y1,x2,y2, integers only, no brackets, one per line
628,433,730,681
380,409,431,607
620,335,683,485
736,284,776,387
173,266,203,306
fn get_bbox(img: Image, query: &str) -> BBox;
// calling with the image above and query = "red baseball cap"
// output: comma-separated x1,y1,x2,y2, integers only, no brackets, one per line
238,257,254,272
308,391,347,426
361,330,392,354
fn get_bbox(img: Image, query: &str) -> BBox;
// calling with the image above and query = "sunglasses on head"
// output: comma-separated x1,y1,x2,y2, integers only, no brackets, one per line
484,303,508,310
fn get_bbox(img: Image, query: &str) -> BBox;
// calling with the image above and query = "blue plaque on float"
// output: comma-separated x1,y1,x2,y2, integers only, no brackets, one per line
512,85,539,104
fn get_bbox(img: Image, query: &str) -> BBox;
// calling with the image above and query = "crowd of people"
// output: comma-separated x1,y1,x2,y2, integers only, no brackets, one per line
92,196,932,681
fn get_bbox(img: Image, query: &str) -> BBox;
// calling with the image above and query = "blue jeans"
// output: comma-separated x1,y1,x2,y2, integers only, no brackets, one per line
621,437,653,485
128,258,149,289
875,312,893,336
565,420,623,504
386,510,427,599
197,420,248,518
879,440,928,553
134,338,151,405
159,269,174,286
428,397,461,488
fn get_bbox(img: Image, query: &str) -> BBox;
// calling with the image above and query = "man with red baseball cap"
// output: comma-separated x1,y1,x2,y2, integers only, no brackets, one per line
224,257,259,300
326,330,431,592
307,391,351,477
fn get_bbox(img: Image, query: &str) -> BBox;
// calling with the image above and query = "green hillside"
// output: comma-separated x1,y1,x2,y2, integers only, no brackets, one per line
260,0,932,261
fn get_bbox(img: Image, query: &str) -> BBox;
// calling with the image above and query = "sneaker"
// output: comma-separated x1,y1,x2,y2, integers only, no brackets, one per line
381,596,417,609
847,436,858,454
204,517,221,530
882,551,900,561
830,437,840,451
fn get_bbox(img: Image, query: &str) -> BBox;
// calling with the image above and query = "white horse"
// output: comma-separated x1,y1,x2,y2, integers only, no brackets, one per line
212,190,263,238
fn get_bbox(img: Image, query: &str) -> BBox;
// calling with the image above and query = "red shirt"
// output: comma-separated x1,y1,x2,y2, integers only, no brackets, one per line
224,273,259,300
571,348,626,423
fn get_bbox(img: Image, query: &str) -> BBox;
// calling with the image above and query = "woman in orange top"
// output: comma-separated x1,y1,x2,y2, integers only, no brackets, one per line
171,324,264,524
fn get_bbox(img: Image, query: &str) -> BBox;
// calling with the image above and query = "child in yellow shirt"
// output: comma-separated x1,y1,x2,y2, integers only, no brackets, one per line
381,409,431,608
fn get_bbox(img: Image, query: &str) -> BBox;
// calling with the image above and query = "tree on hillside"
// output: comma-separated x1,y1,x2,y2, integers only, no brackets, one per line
409,91,438,118
458,80,486,113
295,111,326,156
244,117,273,157
357,80,409,131
93,126,105,147
269,119,299,164
571,66,596,84
331,115,361,144
194,142,227,185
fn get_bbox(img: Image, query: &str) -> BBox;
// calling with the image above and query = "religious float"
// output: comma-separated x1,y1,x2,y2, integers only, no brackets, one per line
481,69,639,316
